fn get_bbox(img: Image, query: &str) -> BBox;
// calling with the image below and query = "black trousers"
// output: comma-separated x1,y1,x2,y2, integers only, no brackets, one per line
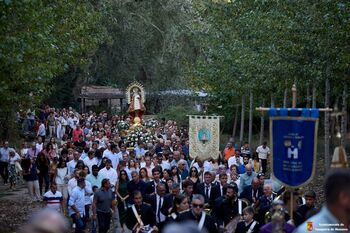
261,159,267,174
0,161,9,184
38,173,49,195
97,211,112,233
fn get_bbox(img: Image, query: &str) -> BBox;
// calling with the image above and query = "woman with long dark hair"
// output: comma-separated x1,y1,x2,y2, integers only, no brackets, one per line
170,165,181,185
139,167,150,182
42,143,57,162
161,169,171,182
116,169,130,231
187,167,200,191
35,152,50,195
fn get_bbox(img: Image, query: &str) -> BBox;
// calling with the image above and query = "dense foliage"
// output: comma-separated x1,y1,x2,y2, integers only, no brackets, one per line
188,0,350,116
1,0,349,139
0,0,107,138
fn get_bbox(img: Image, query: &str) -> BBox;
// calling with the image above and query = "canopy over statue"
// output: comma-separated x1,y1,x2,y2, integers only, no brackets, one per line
126,82,146,124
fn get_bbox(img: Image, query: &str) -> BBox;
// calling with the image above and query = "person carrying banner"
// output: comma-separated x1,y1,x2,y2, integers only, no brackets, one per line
126,190,157,232
213,184,247,229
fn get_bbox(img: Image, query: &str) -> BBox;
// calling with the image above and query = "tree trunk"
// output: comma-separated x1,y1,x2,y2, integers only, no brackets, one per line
259,99,265,145
312,84,317,108
239,95,245,145
330,99,339,143
283,88,288,108
232,105,239,140
341,87,347,146
306,83,311,108
248,91,253,152
324,78,331,171
271,96,275,108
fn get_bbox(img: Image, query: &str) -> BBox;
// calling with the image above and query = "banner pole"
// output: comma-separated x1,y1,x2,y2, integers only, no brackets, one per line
290,190,294,222
291,84,296,223
292,84,297,108
255,107,333,112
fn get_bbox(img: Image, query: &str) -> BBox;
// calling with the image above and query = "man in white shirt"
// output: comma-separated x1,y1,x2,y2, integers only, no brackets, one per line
83,151,97,174
68,178,86,232
134,141,146,156
116,145,129,159
37,120,46,142
86,165,103,189
256,142,270,174
228,149,244,168
68,170,80,196
98,159,118,190
156,153,170,171
102,143,112,158
43,183,64,213
67,151,80,177
67,113,79,130
103,145,121,170
35,136,44,152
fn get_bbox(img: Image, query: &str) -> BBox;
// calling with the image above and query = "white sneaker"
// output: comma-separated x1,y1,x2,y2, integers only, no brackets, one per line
72,223,76,229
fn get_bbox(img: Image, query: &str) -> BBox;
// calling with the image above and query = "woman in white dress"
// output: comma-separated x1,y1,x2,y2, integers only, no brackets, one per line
55,157,69,215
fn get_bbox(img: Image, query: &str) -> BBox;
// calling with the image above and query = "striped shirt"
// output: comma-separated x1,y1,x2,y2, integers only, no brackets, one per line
43,190,63,212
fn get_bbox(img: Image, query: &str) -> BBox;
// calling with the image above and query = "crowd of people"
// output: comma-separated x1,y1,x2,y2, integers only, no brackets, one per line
1,105,349,233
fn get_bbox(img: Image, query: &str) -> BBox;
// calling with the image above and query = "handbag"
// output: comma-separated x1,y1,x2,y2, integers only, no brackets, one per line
15,161,23,172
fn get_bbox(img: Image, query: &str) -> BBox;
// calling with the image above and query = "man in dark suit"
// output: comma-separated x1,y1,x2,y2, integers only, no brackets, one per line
257,183,277,224
145,167,168,195
127,171,147,204
239,177,263,204
195,171,220,208
214,184,247,227
177,194,218,233
217,172,228,197
126,190,157,232
146,183,173,228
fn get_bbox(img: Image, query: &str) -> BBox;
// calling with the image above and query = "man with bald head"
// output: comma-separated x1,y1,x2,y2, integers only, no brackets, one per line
239,177,263,204
238,164,256,193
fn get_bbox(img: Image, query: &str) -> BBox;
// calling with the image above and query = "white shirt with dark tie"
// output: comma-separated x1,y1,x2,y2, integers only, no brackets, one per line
156,195,166,223
220,184,224,196
205,184,211,199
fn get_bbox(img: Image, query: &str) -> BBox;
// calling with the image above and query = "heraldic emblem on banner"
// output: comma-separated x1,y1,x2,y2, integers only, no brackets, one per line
270,108,319,188
189,116,220,160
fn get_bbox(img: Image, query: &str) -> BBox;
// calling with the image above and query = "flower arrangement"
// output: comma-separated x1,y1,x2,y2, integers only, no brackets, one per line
143,119,159,129
117,120,130,131
125,127,157,147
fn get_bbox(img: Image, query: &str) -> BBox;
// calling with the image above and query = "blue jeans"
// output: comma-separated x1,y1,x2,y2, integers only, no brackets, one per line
91,220,97,233
71,213,85,233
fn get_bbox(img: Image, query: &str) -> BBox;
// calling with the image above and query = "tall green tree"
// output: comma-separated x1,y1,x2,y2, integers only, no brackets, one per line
88,0,198,90
0,0,107,139
188,0,350,113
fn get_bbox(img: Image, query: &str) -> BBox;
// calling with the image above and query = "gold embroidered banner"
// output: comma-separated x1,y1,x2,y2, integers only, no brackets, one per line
189,116,220,160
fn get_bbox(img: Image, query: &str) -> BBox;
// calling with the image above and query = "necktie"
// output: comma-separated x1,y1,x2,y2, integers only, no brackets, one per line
205,185,210,199
157,197,162,223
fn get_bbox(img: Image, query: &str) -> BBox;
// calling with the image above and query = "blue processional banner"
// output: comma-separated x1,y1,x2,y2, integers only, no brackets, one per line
269,108,319,188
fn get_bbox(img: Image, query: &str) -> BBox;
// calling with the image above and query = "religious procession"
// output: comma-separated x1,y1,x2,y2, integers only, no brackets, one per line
0,80,349,233
1,1,350,233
